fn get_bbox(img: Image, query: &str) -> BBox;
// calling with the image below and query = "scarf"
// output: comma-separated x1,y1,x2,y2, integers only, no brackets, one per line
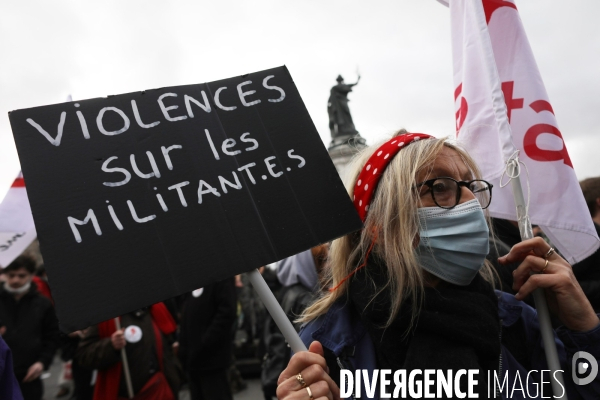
2,281,31,295
349,257,500,398
93,303,177,400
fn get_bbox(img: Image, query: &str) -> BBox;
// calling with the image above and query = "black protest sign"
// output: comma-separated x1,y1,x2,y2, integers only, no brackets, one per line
9,66,362,332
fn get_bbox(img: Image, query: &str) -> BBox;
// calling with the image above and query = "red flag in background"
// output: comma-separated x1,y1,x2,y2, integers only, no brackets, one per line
437,0,599,263
0,172,37,267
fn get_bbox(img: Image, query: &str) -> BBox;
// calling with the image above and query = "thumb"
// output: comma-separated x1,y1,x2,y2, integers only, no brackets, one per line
308,341,324,356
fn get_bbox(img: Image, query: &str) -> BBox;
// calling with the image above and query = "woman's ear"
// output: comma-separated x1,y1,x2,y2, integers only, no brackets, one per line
413,233,420,248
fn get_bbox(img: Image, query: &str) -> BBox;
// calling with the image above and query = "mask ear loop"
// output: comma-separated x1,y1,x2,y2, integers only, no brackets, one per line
329,229,378,292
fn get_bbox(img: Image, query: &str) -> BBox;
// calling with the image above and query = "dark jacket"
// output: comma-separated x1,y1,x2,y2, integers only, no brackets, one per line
0,282,59,379
0,335,23,400
573,223,600,311
281,284,314,331
300,291,600,400
179,277,237,375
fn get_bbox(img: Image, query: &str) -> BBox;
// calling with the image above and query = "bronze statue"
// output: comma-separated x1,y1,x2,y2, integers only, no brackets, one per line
328,75,360,139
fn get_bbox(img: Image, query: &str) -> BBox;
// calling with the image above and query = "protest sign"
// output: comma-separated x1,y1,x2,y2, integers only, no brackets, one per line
9,66,362,332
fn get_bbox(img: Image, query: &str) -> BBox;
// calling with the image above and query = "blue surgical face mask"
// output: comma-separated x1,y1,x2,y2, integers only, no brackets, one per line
416,199,489,286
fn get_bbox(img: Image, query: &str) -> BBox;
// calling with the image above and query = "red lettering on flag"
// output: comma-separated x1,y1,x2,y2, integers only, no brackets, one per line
482,0,518,24
529,100,554,115
524,124,573,168
11,177,25,188
501,81,523,123
454,83,468,133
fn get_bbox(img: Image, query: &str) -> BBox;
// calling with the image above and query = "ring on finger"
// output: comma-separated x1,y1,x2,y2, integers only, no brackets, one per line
541,259,549,274
296,373,307,388
544,247,555,259
306,386,314,400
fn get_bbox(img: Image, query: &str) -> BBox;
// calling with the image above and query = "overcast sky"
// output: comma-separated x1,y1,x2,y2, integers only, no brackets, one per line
1,0,598,200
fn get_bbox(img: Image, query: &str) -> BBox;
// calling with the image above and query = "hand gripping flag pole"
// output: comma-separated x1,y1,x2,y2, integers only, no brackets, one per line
463,0,567,396
437,0,572,395
506,158,567,398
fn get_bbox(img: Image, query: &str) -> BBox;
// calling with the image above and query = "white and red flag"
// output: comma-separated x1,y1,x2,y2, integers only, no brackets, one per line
0,172,37,267
437,0,599,263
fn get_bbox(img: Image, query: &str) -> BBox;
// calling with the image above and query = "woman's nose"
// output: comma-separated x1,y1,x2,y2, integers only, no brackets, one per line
458,185,476,205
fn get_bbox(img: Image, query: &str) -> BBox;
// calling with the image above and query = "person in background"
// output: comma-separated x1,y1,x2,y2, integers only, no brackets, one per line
76,303,181,400
27,262,75,400
58,330,94,400
0,255,60,400
573,176,600,311
277,244,329,330
179,277,237,400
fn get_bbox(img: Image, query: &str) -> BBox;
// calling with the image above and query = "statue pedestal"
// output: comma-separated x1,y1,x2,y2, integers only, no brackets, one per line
328,134,367,178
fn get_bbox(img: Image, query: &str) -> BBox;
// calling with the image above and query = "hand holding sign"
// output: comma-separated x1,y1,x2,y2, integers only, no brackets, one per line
9,66,362,332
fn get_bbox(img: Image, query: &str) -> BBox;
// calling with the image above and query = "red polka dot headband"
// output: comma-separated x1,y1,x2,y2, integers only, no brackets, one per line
353,133,434,221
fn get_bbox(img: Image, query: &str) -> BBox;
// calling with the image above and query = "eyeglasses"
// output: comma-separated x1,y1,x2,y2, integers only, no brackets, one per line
414,177,493,209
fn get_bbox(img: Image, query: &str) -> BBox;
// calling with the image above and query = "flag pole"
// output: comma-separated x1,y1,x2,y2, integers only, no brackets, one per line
508,161,567,399
247,268,308,353
114,318,135,399
463,0,567,394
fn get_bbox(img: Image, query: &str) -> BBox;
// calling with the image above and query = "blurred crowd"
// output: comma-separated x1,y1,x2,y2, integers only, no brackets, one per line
1,175,600,400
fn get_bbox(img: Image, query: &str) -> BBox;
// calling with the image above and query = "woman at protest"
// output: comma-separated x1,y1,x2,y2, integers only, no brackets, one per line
276,132,600,399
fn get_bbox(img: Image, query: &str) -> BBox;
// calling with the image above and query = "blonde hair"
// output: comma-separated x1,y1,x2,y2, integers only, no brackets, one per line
300,131,497,328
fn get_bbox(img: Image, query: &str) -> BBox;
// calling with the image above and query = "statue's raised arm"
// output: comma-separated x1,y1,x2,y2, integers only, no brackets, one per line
348,75,361,87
